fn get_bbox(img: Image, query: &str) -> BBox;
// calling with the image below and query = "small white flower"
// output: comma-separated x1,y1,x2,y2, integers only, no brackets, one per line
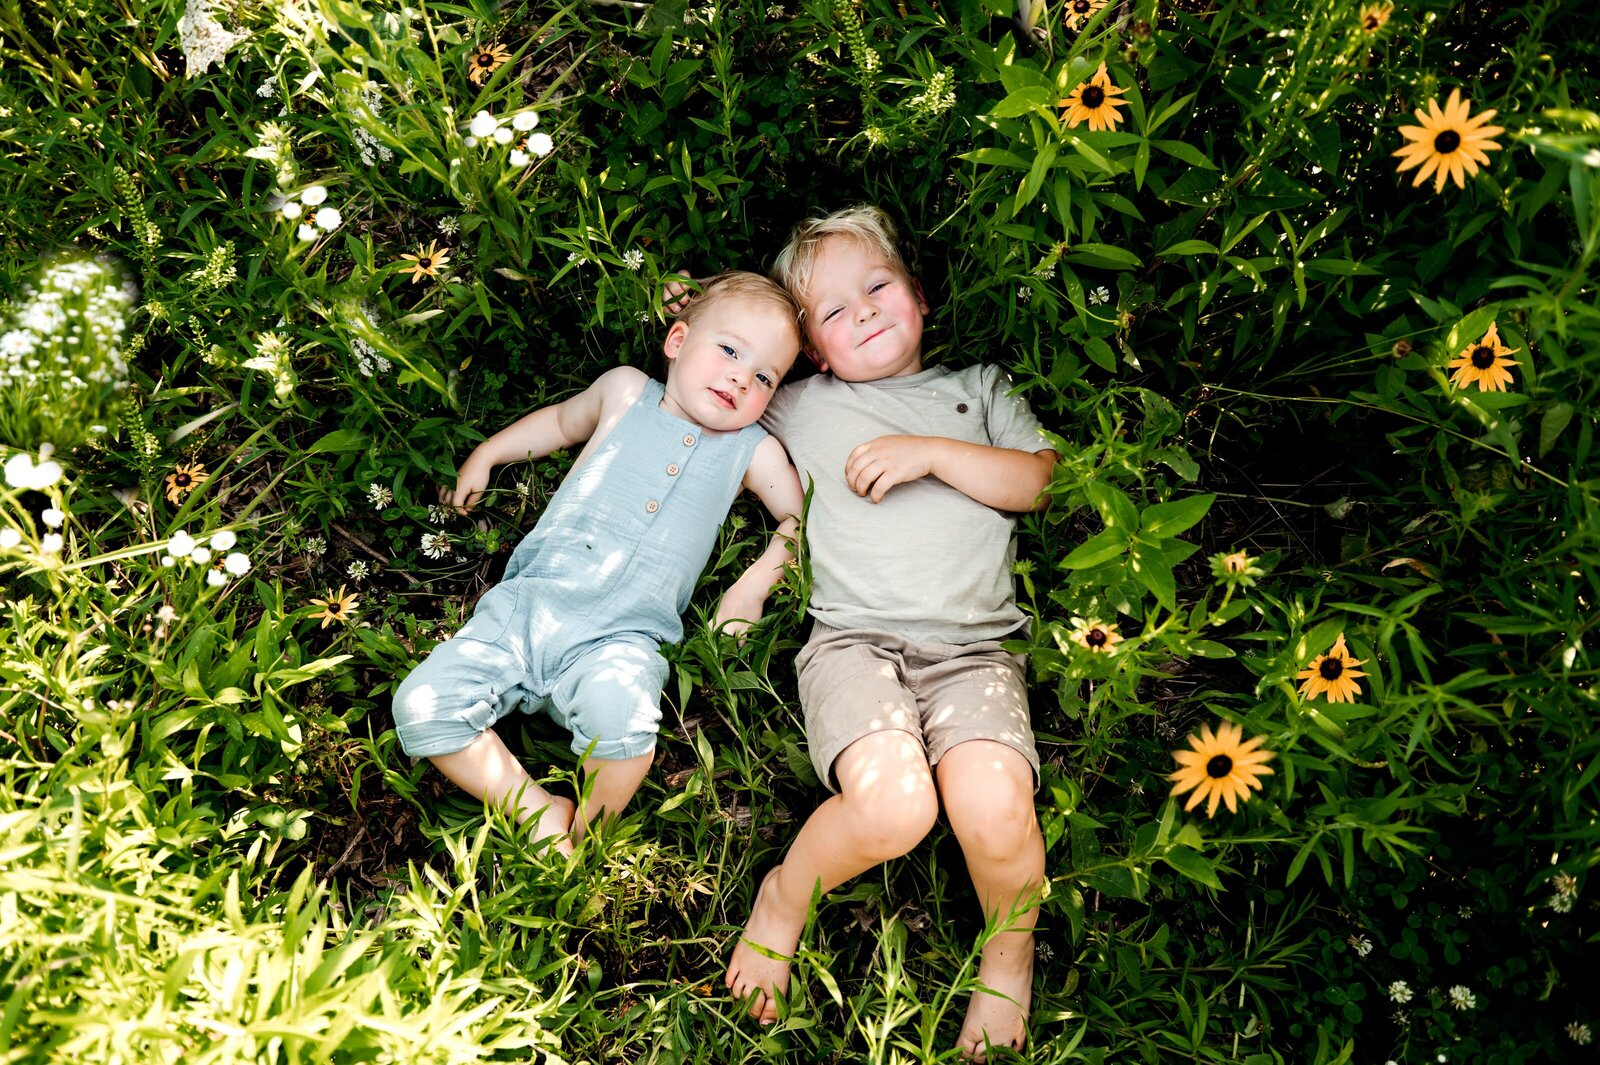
508,149,529,168
512,110,538,131
527,132,554,156
40,532,63,554
5,452,64,490
347,559,370,581
161,555,176,567
1448,985,1477,1011
297,223,320,241
156,604,177,623
463,135,479,148
304,536,326,557
1568,1022,1593,1045
281,200,304,220
623,248,645,271
210,530,237,550
1347,934,1373,957
41,507,65,528
300,185,328,206
206,569,227,587
224,551,251,575
1388,980,1413,1004
0,527,21,549
1089,285,1111,305
313,207,342,231
469,110,497,138
493,125,514,145
167,529,197,559
420,531,451,559
1017,285,1032,303
368,483,393,510
189,545,213,565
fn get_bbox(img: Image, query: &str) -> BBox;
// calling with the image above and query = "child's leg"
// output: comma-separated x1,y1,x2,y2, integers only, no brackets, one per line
936,739,1044,1061
726,729,940,1023
430,732,577,853
571,749,655,845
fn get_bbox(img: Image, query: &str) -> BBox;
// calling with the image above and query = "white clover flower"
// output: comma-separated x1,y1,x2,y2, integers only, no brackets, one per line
1569,1022,1593,1045
0,528,21,549
527,132,553,156
1388,980,1413,1004
420,531,451,559
1089,285,1111,305
304,535,326,556
508,149,529,168
469,110,497,138
493,125,514,145
41,507,65,528
300,185,328,206
314,207,342,231
40,532,63,553
281,200,303,220
206,568,227,587
210,529,237,550
297,223,320,241
190,545,213,565
5,451,64,489
224,551,251,575
512,110,538,131
167,529,197,558
623,248,645,271
1347,934,1373,957
438,216,460,236
1448,985,1477,1011
1017,285,1032,303
368,482,393,510
347,559,370,580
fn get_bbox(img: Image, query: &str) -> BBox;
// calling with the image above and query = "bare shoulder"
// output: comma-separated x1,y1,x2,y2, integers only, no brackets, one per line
593,365,650,404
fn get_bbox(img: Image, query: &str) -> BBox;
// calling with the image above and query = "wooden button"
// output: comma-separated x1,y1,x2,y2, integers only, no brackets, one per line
645,500,659,513
667,463,680,475
956,403,969,413
682,434,696,447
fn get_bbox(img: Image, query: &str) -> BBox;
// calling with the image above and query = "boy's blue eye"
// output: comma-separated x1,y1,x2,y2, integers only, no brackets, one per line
720,344,737,358
756,372,773,386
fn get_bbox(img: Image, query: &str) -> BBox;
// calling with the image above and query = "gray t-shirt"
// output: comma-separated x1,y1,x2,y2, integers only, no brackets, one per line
762,363,1047,644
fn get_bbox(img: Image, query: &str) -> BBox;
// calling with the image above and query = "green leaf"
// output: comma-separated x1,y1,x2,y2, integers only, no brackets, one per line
1157,239,1218,257
1151,139,1216,169
1087,481,1138,529
989,86,1059,119
1129,543,1177,609
956,147,1031,170
1060,527,1129,569
1141,493,1215,538
1163,846,1223,890
1540,402,1575,457
307,428,368,454
1064,243,1142,270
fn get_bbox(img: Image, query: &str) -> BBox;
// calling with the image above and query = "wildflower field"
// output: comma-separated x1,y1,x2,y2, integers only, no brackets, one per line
2,0,1598,1061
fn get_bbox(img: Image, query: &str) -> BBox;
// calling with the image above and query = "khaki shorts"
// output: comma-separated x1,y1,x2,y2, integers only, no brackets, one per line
796,621,1039,792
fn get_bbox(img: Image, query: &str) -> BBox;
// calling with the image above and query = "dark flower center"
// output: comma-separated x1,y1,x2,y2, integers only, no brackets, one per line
1206,754,1233,778
1073,0,1090,10
1086,628,1107,647
1319,658,1344,680
174,473,192,487
1082,86,1105,108
1433,129,1461,154
419,256,434,269
1470,345,1495,368
476,53,495,67
1364,14,1379,28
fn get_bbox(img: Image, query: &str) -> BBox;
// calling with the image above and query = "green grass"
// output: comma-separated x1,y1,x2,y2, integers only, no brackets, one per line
2,0,1599,1061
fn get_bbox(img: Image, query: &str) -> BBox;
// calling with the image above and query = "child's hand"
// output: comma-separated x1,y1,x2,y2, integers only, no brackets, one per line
713,583,767,642
441,455,491,514
845,435,934,503
661,275,697,315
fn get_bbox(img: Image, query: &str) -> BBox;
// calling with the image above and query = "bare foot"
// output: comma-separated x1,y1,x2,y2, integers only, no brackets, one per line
956,933,1034,1061
527,795,577,857
725,867,806,1024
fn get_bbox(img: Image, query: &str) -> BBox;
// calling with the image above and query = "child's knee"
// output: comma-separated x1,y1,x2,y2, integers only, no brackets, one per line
391,670,497,759
844,773,939,860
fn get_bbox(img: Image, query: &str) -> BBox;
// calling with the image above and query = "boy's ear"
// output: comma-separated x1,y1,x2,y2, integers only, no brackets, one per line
912,278,930,315
663,320,689,361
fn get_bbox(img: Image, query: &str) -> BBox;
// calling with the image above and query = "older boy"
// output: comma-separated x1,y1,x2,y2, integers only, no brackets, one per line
723,207,1056,1060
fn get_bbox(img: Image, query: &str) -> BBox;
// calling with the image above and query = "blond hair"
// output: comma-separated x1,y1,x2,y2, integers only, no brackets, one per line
771,205,913,305
675,270,800,332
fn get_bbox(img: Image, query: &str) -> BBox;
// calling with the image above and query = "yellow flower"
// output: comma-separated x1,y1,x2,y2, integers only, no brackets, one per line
397,241,451,283
1059,62,1128,132
1446,321,1518,392
164,462,209,505
1295,633,1369,703
1167,720,1275,817
1068,617,1122,653
1392,88,1504,193
309,585,359,628
466,42,512,86
1063,0,1109,31
1359,1,1393,31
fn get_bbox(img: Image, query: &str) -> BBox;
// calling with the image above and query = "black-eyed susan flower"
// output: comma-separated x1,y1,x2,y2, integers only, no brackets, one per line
1210,550,1264,586
1359,1,1393,32
1063,0,1109,31
1446,321,1518,392
1392,88,1504,193
466,42,512,86
1296,633,1368,703
1068,617,1122,653
398,241,451,283
1059,62,1128,132
164,462,209,505
1167,720,1275,817
309,585,359,628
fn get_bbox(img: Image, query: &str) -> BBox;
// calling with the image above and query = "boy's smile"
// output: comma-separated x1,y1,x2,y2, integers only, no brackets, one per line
803,237,929,381
660,300,799,431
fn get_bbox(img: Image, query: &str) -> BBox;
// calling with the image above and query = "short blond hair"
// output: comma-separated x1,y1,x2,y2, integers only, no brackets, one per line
771,205,913,305
675,269,800,332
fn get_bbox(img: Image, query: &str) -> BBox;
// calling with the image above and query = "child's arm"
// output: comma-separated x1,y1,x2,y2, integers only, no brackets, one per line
712,436,805,637
844,437,1058,512
443,367,642,513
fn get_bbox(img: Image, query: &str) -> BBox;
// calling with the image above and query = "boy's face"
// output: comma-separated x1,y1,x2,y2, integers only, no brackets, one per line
660,297,799,431
800,236,928,382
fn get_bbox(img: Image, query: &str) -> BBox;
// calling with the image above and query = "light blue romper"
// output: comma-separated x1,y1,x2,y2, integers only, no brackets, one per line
392,378,767,761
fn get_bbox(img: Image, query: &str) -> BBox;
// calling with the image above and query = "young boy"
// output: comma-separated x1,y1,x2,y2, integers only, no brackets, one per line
723,208,1056,1060
392,272,805,855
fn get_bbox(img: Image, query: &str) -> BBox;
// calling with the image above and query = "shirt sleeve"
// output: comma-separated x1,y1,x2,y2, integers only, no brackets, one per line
980,364,1048,452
